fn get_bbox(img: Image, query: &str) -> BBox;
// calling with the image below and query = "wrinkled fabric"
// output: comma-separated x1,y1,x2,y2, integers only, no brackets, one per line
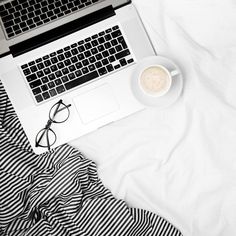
0,81,182,236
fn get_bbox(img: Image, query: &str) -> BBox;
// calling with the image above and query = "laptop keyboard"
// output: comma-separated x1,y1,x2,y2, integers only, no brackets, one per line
20,25,134,104
0,0,103,38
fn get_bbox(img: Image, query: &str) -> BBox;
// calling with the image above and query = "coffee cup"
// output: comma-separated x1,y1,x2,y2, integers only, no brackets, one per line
138,65,179,97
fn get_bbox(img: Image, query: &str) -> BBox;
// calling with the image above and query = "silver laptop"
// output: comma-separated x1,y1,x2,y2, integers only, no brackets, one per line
0,0,155,154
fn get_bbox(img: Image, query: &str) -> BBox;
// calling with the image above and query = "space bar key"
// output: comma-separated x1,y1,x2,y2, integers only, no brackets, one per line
65,71,99,90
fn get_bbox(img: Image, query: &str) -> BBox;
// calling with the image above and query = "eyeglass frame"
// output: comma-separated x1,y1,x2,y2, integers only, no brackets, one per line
35,99,71,151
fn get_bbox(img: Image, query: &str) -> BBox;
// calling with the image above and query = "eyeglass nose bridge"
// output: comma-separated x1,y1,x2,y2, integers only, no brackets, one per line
45,119,53,129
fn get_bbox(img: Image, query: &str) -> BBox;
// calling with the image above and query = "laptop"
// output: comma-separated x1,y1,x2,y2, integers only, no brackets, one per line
0,0,155,154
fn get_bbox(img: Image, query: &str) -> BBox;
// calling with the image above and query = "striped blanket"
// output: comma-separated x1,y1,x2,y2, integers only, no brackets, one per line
0,81,182,236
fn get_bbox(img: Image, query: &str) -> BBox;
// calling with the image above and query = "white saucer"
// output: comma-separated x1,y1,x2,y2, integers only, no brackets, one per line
131,56,183,108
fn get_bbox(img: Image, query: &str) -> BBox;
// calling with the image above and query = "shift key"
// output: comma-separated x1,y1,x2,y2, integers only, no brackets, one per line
30,79,42,88
115,49,130,60
65,71,99,90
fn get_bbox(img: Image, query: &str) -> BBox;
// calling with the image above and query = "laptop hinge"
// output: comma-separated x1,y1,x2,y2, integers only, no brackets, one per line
9,6,115,57
114,0,131,10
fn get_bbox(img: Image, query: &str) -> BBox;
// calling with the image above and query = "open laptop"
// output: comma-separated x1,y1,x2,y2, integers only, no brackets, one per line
0,0,155,154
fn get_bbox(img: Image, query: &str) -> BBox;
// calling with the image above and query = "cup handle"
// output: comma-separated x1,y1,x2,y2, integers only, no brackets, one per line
170,70,179,78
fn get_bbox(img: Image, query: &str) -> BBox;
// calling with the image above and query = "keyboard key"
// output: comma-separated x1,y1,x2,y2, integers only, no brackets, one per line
65,51,72,58
115,49,130,60
98,31,105,36
48,81,55,88
37,71,44,78
82,59,89,66
115,45,122,52
111,39,118,46
32,87,41,95
127,58,134,64
112,25,119,30
108,55,115,63
30,79,42,88
56,85,65,94
75,70,82,77
43,68,51,75
50,65,57,72
98,67,107,76
106,64,114,72
95,61,102,69
49,88,57,97
104,42,112,49
114,64,121,70
55,78,62,85
71,56,78,63
51,57,58,63
21,64,28,69
71,48,78,55
30,65,38,73
78,45,85,52
91,40,98,47
91,34,98,39
41,84,48,91
78,54,85,60
111,30,122,38
104,34,111,41
35,94,43,103
62,68,69,75
102,58,109,66
89,56,96,63
95,53,102,60
65,71,99,90
42,77,49,83
84,51,91,58
0,5,5,12
119,58,127,66
85,37,91,42
36,58,42,63
82,67,89,74
2,14,14,23
4,20,14,28
6,27,13,34
69,65,76,72
98,45,105,52
108,48,116,55
48,74,56,80
102,50,109,58
26,73,37,82
98,37,105,44
57,62,64,69
64,59,71,66
85,42,92,50
55,71,62,77
75,62,82,69
105,28,112,33
42,91,50,99
44,60,51,67
88,64,96,71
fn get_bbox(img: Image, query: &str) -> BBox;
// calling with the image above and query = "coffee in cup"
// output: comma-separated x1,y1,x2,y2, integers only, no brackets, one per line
139,65,178,97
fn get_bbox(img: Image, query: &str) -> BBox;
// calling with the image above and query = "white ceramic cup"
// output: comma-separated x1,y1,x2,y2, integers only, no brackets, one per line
138,65,179,97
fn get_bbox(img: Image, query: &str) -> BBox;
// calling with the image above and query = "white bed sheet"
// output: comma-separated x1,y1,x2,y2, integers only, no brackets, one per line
70,0,236,235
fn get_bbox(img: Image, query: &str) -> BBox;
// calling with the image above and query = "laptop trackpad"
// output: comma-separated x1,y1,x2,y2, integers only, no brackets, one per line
73,84,119,124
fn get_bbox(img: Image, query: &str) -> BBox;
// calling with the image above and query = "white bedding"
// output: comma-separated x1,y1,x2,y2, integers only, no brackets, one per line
70,0,236,235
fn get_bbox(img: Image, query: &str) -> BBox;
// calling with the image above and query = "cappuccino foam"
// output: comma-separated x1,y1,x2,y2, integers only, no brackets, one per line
140,66,171,96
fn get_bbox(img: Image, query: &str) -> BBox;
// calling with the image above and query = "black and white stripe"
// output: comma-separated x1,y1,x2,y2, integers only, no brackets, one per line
0,81,182,236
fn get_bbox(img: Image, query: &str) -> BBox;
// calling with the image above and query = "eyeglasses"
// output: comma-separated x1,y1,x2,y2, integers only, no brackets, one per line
35,99,71,151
